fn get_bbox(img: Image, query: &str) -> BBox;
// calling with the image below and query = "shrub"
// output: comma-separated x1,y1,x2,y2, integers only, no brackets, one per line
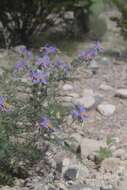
0,0,94,47
112,0,127,38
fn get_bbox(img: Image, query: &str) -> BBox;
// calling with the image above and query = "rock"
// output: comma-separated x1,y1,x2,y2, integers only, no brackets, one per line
100,57,111,65
100,158,123,172
97,103,116,116
16,92,30,101
64,133,82,153
62,84,74,91
74,89,95,109
117,175,127,190
88,60,99,73
74,96,95,109
115,89,127,99
112,149,126,160
64,139,80,154
54,18,64,25
64,168,78,181
55,182,68,190
99,84,113,91
82,89,94,96
14,45,26,54
64,11,74,20
100,186,112,190
80,138,106,159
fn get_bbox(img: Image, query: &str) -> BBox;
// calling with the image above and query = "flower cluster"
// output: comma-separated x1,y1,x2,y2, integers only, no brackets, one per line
30,70,48,85
15,45,70,85
40,45,57,55
15,60,28,71
55,59,70,75
39,116,54,132
79,41,103,63
0,96,12,112
35,55,51,68
72,105,88,122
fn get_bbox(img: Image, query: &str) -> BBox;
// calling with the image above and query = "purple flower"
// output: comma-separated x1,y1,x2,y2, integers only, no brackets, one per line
55,59,70,74
95,41,103,53
15,60,27,71
27,50,32,59
79,41,103,61
19,46,27,54
43,45,57,55
79,48,97,60
0,96,4,111
30,70,48,84
0,96,12,112
39,116,54,132
72,105,88,122
35,55,51,68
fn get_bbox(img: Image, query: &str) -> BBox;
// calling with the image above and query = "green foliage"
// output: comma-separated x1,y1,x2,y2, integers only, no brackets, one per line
0,46,71,185
96,147,112,164
112,0,127,38
0,0,94,47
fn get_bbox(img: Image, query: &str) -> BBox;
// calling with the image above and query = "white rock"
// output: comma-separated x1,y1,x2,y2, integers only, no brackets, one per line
69,93,79,98
74,96,95,109
62,84,74,91
99,84,113,91
64,11,74,20
80,138,106,159
14,45,26,54
115,89,127,98
113,149,126,160
97,103,116,116
100,57,111,64
82,89,94,96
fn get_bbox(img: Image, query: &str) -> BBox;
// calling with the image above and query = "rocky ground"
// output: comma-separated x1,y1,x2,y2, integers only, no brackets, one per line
0,9,127,190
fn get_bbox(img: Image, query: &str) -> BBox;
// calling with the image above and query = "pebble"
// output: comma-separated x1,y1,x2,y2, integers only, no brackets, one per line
97,103,116,116
115,89,127,98
74,96,95,109
99,84,113,91
62,84,74,91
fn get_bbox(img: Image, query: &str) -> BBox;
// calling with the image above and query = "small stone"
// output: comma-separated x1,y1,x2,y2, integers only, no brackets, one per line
69,93,79,98
99,84,113,91
14,45,26,54
88,60,99,73
82,89,94,96
100,186,112,190
64,168,78,181
115,89,127,98
74,96,95,109
64,11,74,20
100,57,110,65
113,149,126,160
62,84,74,91
97,103,116,116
